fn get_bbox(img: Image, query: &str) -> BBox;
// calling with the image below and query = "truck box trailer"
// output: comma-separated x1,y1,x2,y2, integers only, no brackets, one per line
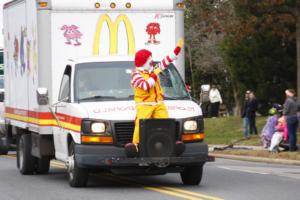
2,0,212,187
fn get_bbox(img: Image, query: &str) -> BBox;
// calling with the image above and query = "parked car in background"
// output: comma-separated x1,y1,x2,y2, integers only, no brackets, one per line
0,61,5,135
0,75,4,134
0,74,7,155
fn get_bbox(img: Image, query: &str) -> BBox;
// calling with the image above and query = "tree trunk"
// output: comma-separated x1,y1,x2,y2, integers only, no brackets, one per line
297,4,300,96
232,83,241,116
187,44,196,98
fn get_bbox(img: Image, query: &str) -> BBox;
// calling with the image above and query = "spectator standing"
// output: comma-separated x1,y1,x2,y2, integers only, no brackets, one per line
247,92,258,135
209,85,222,118
199,84,210,117
241,91,251,138
283,89,299,151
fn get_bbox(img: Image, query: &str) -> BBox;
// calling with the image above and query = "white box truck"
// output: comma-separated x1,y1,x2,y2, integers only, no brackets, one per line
2,0,212,187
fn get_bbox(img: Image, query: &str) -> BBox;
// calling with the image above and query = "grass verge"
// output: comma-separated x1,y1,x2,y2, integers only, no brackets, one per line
204,116,300,146
204,116,266,145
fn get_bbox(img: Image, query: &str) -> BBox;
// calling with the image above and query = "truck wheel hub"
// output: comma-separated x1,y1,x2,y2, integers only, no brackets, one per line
67,155,75,173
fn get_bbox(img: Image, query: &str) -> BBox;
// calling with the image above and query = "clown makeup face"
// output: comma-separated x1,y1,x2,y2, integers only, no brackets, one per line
142,56,153,72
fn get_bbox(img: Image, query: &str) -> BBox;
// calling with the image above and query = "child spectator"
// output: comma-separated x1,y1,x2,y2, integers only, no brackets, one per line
269,116,288,152
261,108,278,148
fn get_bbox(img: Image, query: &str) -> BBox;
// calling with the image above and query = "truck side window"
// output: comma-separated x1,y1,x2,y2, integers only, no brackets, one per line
59,66,71,101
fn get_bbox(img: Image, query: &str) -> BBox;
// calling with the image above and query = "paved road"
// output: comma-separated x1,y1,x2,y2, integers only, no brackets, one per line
0,153,299,200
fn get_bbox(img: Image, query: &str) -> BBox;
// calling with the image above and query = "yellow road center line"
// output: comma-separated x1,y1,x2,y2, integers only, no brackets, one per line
106,173,224,200
101,174,203,200
50,163,66,169
105,174,206,200
51,161,65,166
144,186,203,200
161,186,224,200
1,155,16,159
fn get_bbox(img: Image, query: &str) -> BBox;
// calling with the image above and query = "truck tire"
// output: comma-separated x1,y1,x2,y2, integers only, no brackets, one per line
17,134,36,175
35,156,50,174
0,137,9,155
180,165,203,185
68,141,88,187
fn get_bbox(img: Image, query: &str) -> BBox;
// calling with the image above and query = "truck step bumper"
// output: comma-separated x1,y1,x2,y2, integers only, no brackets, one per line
74,142,213,168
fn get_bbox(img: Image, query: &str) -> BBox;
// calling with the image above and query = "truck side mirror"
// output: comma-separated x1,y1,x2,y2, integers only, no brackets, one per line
37,88,49,105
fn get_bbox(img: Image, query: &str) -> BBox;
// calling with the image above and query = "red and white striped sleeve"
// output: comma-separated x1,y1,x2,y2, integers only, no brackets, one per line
131,71,158,91
156,46,182,71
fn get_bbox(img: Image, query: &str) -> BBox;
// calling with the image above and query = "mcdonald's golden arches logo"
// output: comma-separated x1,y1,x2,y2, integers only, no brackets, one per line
93,14,136,56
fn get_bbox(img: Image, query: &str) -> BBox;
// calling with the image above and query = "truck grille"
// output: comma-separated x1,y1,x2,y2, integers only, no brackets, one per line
114,122,135,145
114,121,181,146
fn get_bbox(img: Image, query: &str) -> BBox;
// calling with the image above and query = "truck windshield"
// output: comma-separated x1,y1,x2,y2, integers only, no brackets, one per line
74,62,190,102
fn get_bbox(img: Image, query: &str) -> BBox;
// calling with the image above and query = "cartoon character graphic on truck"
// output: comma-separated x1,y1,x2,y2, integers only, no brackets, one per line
20,27,26,75
145,22,161,45
61,25,82,46
13,37,19,66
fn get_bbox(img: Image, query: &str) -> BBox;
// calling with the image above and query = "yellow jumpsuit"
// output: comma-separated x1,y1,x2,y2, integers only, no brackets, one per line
132,71,168,144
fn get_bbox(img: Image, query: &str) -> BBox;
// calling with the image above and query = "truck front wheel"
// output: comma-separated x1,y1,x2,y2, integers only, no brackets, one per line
180,165,203,185
17,134,36,175
68,141,88,187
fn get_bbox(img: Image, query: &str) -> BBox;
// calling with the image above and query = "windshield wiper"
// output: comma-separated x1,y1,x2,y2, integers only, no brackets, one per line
79,95,117,102
164,96,190,100
164,96,178,100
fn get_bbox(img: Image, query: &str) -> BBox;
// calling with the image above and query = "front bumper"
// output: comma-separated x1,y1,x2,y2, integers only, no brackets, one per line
74,142,213,168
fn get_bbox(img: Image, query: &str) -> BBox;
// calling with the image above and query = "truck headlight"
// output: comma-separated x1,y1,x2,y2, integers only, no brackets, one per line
184,120,197,131
91,122,106,133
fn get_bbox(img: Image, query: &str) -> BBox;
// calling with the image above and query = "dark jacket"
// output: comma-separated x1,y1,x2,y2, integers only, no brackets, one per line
241,100,249,118
283,96,299,116
246,98,258,118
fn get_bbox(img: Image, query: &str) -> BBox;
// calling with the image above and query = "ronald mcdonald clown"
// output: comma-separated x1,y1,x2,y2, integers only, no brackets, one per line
125,38,184,157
